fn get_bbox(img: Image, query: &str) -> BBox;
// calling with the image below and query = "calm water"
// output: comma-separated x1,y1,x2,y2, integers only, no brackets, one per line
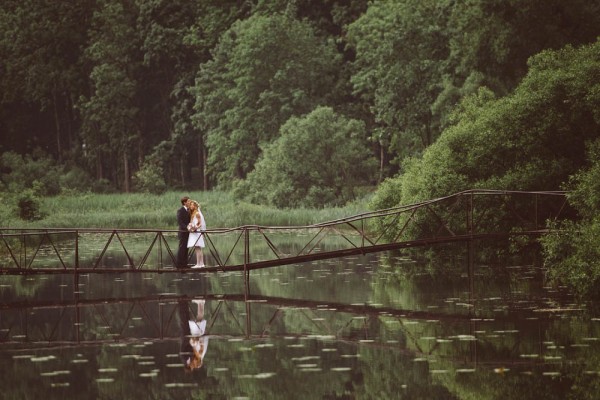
0,237,599,399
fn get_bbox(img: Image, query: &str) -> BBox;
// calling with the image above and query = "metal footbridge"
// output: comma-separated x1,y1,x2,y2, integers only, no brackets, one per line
0,190,569,276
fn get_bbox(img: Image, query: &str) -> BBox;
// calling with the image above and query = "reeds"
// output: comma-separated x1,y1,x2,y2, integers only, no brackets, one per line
8,191,371,229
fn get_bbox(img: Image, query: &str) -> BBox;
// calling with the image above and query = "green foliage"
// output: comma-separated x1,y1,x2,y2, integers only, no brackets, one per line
78,0,142,192
0,151,62,195
540,139,600,297
91,178,117,194
0,151,97,195
367,39,600,278
447,0,600,95
2,0,600,195
347,0,451,163
192,13,342,186
133,159,167,194
59,166,94,194
346,0,600,172
16,189,43,221
0,0,91,161
373,40,600,230
235,106,377,208
564,140,600,218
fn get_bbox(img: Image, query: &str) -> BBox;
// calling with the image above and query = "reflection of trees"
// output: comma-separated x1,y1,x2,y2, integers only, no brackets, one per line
251,255,375,304
352,346,458,400
370,247,600,399
433,361,600,400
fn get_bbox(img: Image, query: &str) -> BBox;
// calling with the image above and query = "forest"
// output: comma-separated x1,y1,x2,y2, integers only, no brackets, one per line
1,0,600,295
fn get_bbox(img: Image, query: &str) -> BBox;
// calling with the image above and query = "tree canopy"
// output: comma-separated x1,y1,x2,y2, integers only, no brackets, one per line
394,39,599,206
0,0,598,206
192,13,342,186
235,106,377,208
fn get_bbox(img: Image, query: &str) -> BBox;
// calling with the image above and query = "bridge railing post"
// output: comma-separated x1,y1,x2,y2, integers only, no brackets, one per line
467,193,475,302
75,230,79,271
22,230,26,270
244,227,250,295
467,192,474,236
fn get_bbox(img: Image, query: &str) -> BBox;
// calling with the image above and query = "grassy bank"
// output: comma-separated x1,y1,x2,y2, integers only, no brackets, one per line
1,191,373,229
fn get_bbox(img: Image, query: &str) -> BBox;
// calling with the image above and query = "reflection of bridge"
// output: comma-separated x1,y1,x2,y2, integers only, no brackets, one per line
1,293,460,346
0,294,564,369
0,190,569,276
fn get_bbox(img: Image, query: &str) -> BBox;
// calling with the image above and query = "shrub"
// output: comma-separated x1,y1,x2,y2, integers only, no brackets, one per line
17,190,43,221
133,161,167,194
92,178,117,194
0,150,62,196
59,166,93,193
238,106,377,208
541,138,600,298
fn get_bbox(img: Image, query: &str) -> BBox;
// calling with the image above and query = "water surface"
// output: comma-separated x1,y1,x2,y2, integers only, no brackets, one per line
0,238,598,399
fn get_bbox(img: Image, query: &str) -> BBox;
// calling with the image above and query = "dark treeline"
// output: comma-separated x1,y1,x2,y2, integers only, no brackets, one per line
1,0,598,206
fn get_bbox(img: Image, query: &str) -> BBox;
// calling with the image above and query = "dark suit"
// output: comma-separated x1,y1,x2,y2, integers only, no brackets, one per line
176,206,191,268
178,300,193,363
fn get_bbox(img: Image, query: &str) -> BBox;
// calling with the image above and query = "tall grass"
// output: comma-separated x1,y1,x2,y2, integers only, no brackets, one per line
3,190,373,229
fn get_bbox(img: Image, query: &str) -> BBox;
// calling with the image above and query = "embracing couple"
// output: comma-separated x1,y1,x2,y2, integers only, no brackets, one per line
176,196,206,269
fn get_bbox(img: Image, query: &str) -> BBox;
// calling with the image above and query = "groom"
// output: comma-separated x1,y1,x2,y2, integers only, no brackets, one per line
176,196,191,269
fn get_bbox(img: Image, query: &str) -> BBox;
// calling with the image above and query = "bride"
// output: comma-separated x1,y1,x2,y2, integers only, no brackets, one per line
186,200,206,268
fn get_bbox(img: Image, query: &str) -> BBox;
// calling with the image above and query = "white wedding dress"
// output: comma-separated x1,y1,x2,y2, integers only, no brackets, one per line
187,211,206,248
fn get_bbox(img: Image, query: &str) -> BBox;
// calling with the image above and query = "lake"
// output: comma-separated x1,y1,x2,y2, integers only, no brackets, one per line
0,234,598,399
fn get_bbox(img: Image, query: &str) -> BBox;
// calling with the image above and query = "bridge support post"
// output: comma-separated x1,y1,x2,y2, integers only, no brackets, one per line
467,239,475,301
244,228,251,338
467,193,475,302
244,228,250,296
75,230,79,271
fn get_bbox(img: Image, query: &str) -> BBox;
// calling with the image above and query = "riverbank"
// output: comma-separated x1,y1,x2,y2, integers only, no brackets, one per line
1,190,372,229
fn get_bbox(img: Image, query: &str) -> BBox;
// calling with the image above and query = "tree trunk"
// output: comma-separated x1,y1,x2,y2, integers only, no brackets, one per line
203,144,208,190
123,151,130,192
379,141,384,183
66,94,74,150
96,157,103,180
180,158,185,186
52,90,62,163
197,135,206,190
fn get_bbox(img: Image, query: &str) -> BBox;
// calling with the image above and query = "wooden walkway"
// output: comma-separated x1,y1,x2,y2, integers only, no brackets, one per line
0,190,569,276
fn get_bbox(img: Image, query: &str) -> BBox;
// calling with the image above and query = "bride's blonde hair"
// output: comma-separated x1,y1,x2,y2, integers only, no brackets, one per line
189,200,200,218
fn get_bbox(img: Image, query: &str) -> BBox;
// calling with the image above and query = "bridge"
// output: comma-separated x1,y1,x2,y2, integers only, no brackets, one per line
0,190,569,277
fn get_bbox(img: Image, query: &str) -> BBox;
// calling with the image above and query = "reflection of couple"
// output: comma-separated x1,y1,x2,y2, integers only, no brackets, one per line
176,196,206,269
179,299,209,372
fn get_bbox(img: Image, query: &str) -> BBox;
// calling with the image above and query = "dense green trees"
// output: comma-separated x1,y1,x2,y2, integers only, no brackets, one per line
0,0,93,161
371,40,599,210
2,0,597,202
347,0,452,164
346,0,600,170
192,13,342,186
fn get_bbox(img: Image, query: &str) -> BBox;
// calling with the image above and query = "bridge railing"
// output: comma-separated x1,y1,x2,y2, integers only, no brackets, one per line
0,293,562,370
0,190,570,274
0,293,527,346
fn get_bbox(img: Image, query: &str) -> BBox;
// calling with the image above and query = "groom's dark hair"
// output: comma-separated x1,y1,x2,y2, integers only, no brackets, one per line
181,196,190,205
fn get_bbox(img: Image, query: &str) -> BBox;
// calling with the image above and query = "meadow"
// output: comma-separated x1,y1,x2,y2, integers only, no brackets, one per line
1,191,372,230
